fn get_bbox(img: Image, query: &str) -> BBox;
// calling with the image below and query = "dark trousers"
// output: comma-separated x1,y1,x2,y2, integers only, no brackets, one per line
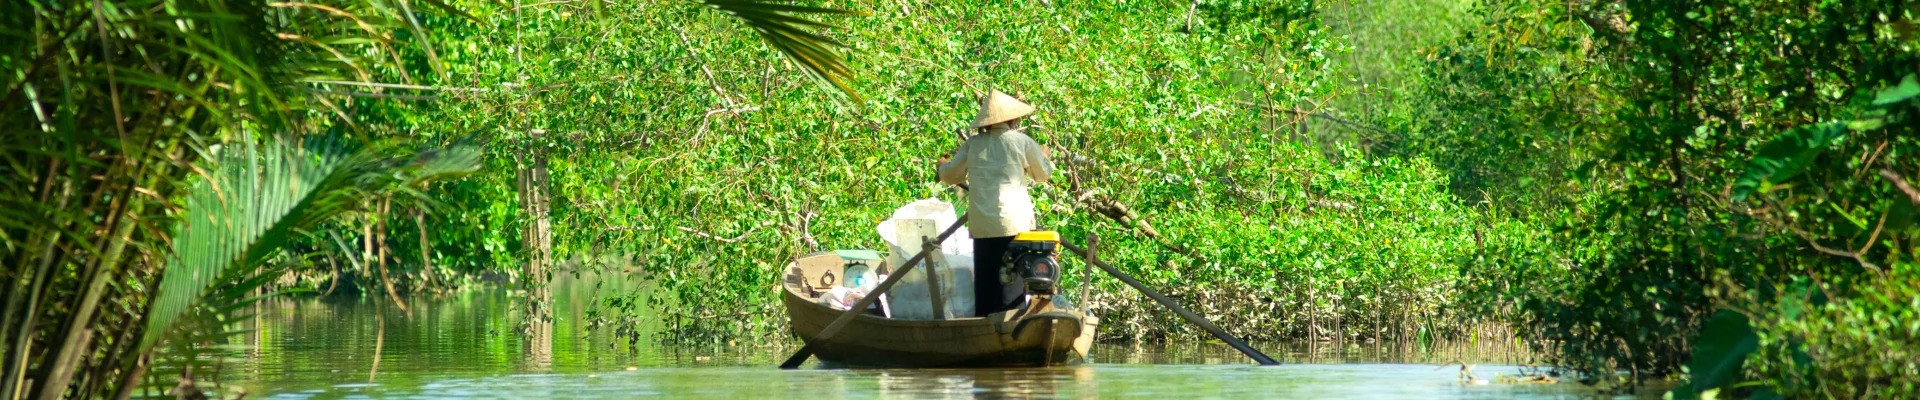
973,235,1019,315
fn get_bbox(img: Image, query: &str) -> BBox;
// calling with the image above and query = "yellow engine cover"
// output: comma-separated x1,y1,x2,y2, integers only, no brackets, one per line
1012,230,1060,243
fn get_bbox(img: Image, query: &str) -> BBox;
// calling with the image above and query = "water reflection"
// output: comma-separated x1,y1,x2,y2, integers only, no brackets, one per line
861,368,1094,400
253,365,1655,400
231,288,1656,399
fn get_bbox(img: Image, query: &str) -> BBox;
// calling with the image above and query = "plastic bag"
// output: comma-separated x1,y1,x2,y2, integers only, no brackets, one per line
823,286,865,311
875,198,976,319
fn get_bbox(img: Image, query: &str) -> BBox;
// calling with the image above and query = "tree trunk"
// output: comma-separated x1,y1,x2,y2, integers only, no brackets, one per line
37,196,139,400
417,210,435,292
377,197,409,316
363,214,376,283
322,252,340,297
517,129,553,365
5,175,72,400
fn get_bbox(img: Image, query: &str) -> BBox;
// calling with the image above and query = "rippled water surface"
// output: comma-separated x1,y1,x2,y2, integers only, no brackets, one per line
217,289,1659,399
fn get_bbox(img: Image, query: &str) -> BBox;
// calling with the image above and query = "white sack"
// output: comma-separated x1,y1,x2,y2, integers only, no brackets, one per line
875,198,976,319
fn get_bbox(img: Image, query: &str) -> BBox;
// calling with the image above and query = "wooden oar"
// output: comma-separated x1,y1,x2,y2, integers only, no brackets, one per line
778,214,971,369
1062,239,1281,366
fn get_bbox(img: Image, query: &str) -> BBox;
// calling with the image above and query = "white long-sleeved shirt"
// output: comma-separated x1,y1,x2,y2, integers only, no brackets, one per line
937,127,1053,238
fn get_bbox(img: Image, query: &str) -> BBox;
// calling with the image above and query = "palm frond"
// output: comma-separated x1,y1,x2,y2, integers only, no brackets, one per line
698,0,865,101
139,138,482,352
399,145,485,181
4,0,466,397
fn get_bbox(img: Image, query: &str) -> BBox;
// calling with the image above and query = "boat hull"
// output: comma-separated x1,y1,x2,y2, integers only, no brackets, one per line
781,252,1096,368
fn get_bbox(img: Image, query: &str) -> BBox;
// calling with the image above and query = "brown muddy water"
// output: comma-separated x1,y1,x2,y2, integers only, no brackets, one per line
206,289,1665,399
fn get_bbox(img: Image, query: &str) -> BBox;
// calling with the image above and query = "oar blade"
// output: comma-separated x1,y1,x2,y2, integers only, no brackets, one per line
1062,239,1280,366
779,344,814,369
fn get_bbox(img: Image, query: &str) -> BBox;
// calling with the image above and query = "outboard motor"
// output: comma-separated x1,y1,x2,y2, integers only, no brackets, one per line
1004,231,1063,301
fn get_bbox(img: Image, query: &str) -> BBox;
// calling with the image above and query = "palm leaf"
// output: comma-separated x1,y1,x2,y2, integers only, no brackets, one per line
697,0,864,101
139,137,482,352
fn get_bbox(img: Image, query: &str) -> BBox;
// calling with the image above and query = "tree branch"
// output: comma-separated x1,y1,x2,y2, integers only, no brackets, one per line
677,225,758,243
674,26,736,109
1233,100,1399,138
1881,168,1920,207
303,80,490,92
305,88,438,101
1753,197,1884,274
1857,206,1889,255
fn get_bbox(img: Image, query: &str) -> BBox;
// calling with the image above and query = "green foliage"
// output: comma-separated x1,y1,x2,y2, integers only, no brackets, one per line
1376,0,1920,393
1871,75,1920,107
1678,310,1760,397
1371,0,1612,209
1319,0,1473,149
1730,123,1848,203
1069,147,1496,342
1712,78,1920,398
1746,271,1920,398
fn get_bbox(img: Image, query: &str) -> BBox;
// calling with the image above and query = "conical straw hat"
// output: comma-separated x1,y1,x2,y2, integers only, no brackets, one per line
970,90,1036,129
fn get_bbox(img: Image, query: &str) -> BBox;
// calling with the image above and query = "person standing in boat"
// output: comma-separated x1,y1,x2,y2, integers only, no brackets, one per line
937,90,1055,315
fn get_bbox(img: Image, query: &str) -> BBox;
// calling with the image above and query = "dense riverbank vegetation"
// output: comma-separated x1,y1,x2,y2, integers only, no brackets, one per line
1360,0,1920,396
6,0,1916,398
537,0,1518,346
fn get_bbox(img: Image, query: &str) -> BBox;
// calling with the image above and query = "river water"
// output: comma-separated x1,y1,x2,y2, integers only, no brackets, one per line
216,289,1661,399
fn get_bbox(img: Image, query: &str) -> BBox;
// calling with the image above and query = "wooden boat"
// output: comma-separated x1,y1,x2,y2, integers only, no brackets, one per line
781,251,1098,368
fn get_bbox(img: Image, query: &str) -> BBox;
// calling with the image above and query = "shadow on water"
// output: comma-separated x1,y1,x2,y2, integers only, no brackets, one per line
230,287,1667,399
